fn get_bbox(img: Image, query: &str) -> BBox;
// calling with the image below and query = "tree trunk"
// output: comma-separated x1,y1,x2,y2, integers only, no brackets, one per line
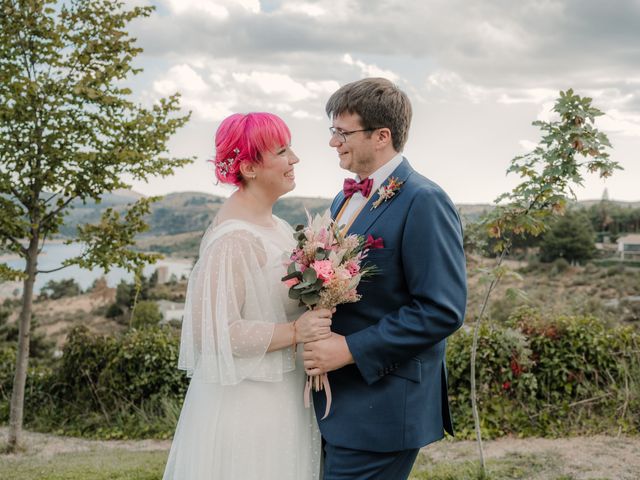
7,236,39,452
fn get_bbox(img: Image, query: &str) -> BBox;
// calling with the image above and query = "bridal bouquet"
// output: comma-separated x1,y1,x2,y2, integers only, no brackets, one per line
281,211,377,308
281,210,380,417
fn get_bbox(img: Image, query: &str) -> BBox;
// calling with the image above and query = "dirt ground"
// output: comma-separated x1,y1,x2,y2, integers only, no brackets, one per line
2,428,639,479
421,434,640,479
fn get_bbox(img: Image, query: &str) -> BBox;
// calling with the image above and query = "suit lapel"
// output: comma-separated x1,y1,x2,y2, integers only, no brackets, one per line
348,158,414,235
330,191,347,220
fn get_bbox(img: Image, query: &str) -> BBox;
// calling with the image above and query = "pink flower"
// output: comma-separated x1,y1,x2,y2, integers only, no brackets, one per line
284,277,300,288
345,260,360,276
311,260,335,283
317,228,328,244
291,249,304,262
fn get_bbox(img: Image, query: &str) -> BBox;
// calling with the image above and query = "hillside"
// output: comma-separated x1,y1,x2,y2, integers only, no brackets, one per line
55,190,639,238
56,190,331,238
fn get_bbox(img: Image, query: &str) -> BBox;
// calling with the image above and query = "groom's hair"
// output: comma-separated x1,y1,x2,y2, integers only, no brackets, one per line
325,78,412,152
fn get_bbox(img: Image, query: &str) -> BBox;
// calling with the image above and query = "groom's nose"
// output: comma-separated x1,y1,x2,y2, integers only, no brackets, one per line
329,135,341,148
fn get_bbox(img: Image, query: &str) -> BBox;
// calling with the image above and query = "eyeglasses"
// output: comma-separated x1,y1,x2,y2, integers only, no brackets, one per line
329,126,380,143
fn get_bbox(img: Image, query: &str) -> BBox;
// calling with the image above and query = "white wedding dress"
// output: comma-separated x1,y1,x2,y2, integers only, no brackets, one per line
163,216,321,480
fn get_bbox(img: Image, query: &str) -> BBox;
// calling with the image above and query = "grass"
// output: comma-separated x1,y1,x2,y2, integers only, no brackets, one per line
409,451,608,480
0,447,620,480
0,449,167,480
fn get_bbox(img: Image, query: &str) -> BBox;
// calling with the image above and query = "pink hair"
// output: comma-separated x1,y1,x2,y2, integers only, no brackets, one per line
212,112,291,186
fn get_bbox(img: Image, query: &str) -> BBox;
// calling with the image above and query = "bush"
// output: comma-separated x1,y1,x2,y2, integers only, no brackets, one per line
104,302,124,319
3,311,638,441
539,211,596,264
447,309,640,438
550,257,570,275
0,325,189,439
0,307,54,359
130,301,162,329
98,327,186,408
39,278,82,300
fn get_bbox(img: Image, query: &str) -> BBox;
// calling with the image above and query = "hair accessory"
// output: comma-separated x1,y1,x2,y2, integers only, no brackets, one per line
218,147,240,177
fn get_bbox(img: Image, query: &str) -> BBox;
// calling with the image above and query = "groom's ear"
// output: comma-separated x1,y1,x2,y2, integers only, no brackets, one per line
374,127,393,150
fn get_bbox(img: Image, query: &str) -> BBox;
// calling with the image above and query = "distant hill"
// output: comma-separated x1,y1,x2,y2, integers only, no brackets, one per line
57,190,331,237
58,189,145,236
56,191,638,237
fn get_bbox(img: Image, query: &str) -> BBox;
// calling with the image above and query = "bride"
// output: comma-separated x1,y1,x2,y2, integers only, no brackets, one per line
163,112,330,479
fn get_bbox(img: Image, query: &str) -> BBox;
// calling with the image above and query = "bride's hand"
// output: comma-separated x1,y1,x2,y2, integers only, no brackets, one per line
296,308,333,343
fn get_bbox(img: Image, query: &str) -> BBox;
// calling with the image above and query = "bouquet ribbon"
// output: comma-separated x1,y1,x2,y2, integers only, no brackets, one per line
303,373,332,420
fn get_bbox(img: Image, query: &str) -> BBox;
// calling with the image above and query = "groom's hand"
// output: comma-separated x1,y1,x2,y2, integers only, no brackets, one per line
303,333,354,375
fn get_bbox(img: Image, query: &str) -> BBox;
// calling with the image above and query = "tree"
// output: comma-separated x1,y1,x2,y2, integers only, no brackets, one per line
539,211,596,263
0,0,191,451
39,278,82,300
130,300,162,329
468,89,619,474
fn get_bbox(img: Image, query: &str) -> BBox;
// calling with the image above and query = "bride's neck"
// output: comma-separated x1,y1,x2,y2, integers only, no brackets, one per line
224,188,275,225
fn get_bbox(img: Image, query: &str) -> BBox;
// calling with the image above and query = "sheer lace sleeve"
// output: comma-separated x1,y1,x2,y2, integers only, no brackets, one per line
178,222,295,384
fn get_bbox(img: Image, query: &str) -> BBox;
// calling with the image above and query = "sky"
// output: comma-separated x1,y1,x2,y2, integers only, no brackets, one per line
122,0,640,204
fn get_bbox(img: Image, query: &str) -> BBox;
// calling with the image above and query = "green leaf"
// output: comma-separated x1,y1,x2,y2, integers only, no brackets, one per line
289,289,301,300
281,271,301,282
302,268,318,284
301,292,320,306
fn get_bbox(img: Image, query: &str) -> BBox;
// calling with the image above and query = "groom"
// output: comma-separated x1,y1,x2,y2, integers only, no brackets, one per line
303,78,467,479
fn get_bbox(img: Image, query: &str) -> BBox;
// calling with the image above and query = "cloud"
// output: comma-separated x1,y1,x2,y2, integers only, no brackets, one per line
151,63,235,121
280,2,326,17
599,110,640,137
232,71,314,102
153,64,209,95
124,0,640,204
147,59,340,122
342,54,399,82
424,71,491,104
161,0,260,19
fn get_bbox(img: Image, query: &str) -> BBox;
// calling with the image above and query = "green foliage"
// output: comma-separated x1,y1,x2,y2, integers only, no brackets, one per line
0,312,636,441
116,276,150,309
539,210,596,263
586,200,640,237
0,306,54,359
480,89,618,254
466,90,621,472
0,0,192,277
105,302,124,319
130,301,162,329
39,278,82,300
98,327,186,408
0,325,188,439
448,311,640,439
0,0,191,447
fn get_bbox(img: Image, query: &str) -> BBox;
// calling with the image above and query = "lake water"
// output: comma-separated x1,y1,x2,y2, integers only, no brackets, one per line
0,242,193,296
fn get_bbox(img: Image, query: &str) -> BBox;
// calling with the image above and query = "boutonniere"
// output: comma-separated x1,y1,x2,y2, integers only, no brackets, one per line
371,177,404,210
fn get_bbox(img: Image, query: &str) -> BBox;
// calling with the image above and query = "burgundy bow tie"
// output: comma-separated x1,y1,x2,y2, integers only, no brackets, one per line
343,177,373,199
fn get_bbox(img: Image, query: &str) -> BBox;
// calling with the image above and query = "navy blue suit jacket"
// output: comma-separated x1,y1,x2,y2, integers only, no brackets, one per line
312,158,467,453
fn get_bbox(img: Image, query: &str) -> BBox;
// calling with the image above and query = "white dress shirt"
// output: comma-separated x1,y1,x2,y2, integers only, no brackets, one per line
338,153,404,226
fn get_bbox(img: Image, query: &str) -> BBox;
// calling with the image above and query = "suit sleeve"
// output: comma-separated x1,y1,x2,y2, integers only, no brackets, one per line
345,187,467,385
